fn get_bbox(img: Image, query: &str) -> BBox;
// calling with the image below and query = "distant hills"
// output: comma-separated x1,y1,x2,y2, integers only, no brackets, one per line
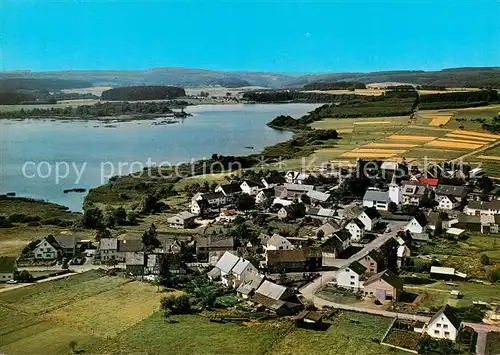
0,67,499,90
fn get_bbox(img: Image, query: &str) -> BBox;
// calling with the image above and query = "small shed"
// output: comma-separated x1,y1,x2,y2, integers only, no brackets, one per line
450,290,461,299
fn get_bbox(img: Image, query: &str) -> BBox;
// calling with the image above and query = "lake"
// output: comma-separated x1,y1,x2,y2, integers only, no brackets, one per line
0,103,319,211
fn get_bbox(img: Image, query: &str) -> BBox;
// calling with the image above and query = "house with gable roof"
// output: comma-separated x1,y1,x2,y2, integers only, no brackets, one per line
404,214,428,234
345,219,365,242
357,207,381,231
33,235,77,260
425,305,462,341
264,234,294,251
208,251,258,288
362,269,403,301
336,261,367,290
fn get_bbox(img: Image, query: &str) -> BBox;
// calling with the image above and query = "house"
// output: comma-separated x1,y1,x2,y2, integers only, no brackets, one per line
283,183,315,200
345,219,365,242
306,190,331,205
167,211,196,229
191,192,227,213
292,310,324,327
0,256,17,282
419,177,439,189
33,235,77,260
430,266,467,280
357,249,385,275
125,252,145,276
196,235,234,261
273,198,294,207
236,272,265,299
264,234,294,251
397,244,411,268
215,183,242,198
190,199,209,216
336,261,367,290
363,189,392,211
362,269,403,301
438,195,460,210
261,174,285,188
425,305,462,341
480,214,500,234
317,219,341,237
240,180,264,195
265,248,322,272
252,280,300,316
465,199,500,216
163,239,182,254
320,230,352,259
306,207,335,220
401,181,428,206
404,214,428,234
99,238,118,261
217,209,238,222
285,171,309,184
357,207,381,231
255,188,274,205
208,251,258,288
435,185,467,202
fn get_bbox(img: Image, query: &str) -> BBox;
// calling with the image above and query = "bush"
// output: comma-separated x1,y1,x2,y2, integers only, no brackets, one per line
8,213,27,223
480,254,490,266
160,294,192,315
0,216,14,228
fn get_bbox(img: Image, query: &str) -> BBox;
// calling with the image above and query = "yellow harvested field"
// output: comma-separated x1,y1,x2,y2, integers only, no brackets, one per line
341,152,396,158
437,138,488,145
364,143,419,148
425,140,483,149
429,115,452,127
336,128,354,133
388,135,436,141
444,133,496,142
451,130,500,139
353,121,392,125
352,148,408,154
476,155,500,161
418,147,463,152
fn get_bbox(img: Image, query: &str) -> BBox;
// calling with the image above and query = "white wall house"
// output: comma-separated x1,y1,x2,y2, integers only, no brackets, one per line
345,220,365,242
264,234,294,251
336,261,367,290
357,209,381,231
363,190,391,211
465,200,500,216
425,305,461,341
33,238,60,260
404,215,428,234
438,196,459,211
240,181,262,196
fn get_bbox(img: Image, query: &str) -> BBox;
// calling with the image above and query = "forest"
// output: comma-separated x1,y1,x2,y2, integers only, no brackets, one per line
418,89,499,109
101,86,186,101
0,101,189,119
242,90,362,103
302,81,366,90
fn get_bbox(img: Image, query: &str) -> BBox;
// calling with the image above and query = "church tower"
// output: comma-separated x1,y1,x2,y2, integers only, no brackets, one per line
388,173,402,205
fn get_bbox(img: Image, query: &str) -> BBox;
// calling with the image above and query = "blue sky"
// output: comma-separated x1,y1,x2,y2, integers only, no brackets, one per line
1,0,499,73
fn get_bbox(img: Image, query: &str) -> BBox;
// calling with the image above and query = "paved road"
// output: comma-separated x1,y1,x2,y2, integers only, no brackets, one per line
0,272,82,293
300,221,407,299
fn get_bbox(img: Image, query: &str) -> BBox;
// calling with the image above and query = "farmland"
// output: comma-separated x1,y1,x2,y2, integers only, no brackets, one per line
0,271,402,355
299,104,500,177
0,271,172,355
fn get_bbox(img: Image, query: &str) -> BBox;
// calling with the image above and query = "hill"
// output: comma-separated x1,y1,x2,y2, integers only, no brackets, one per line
0,67,499,89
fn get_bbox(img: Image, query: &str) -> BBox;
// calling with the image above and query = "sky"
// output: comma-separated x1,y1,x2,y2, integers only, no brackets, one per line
1,0,499,74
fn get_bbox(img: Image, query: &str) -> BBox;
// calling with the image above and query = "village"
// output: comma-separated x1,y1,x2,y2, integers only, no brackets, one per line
2,158,500,354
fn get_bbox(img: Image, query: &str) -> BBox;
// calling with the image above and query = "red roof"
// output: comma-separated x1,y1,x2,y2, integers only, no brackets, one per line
419,177,439,187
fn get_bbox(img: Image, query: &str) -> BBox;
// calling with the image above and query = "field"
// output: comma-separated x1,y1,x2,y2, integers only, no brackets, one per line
0,271,174,355
0,272,402,355
300,104,500,177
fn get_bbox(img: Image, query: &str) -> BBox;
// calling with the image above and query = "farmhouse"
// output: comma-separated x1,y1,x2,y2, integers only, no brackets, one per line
320,230,351,258
252,280,300,315
362,269,403,301
208,251,258,288
336,261,367,290
167,211,196,229
195,235,234,261
306,190,331,204
357,249,385,275
357,207,381,231
425,305,462,341
33,235,77,260
265,248,322,272
480,214,500,234
99,238,118,261
0,256,17,282
261,174,285,188
306,207,335,220
285,171,309,184
465,199,500,216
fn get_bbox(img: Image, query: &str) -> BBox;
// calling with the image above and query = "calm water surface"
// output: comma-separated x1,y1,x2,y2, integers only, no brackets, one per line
0,103,319,211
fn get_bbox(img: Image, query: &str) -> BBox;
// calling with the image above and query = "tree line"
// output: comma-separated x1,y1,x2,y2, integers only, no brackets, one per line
302,81,366,91
101,86,186,101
